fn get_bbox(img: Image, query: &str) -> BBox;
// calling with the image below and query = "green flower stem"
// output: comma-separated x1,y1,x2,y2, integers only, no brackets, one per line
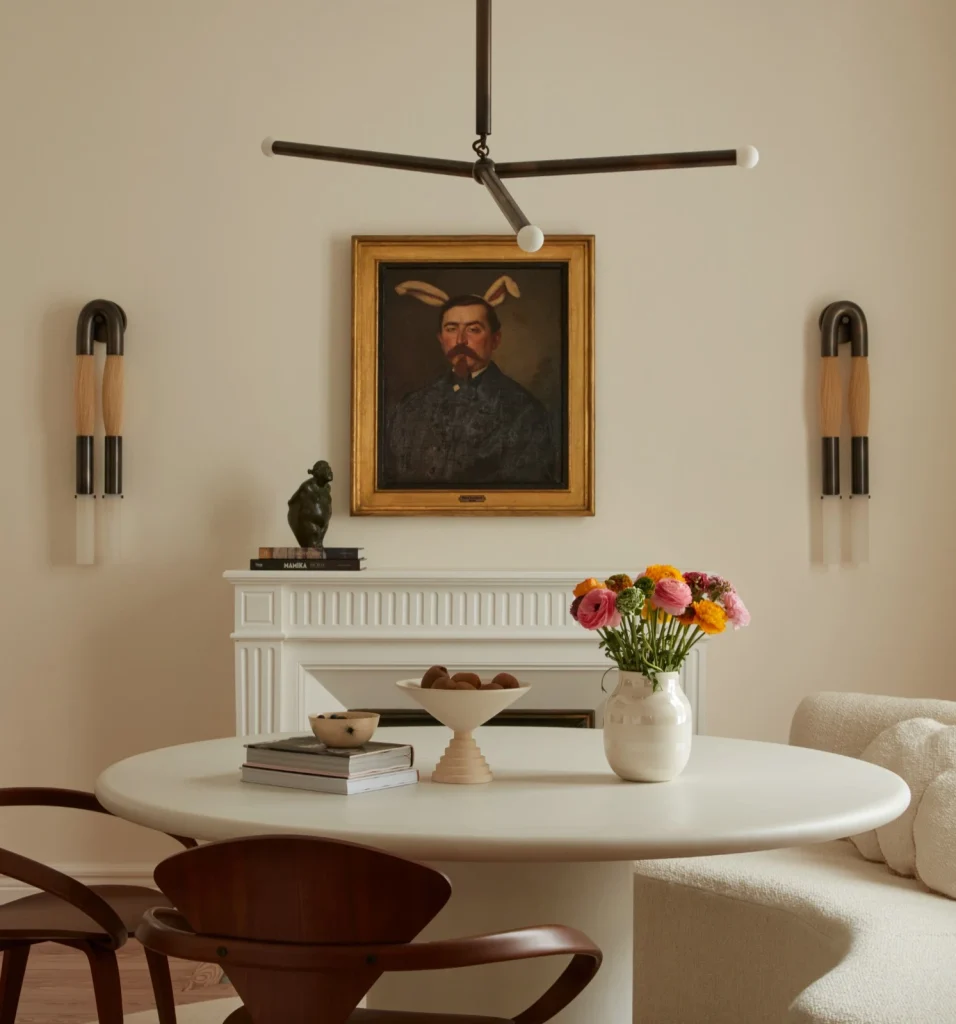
677,626,703,662
595,606,692,690
676,621,691,658
665,615,680,658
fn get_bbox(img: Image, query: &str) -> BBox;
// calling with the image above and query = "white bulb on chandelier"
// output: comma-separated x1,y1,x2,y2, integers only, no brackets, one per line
736,145,759,169
517,225,544,253
261,137,276,158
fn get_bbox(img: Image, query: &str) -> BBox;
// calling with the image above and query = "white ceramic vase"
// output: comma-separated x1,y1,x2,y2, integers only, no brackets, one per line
603,670,693,782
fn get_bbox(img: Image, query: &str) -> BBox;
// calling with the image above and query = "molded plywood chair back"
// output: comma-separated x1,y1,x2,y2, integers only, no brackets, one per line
154,833,451,945
0,787,194,1024
141,834,602,1024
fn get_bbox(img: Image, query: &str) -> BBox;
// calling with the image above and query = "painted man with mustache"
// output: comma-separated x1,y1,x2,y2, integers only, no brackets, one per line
385,294,557,486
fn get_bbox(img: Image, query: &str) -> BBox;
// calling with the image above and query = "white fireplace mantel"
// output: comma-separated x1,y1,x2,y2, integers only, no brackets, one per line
225,569,705,735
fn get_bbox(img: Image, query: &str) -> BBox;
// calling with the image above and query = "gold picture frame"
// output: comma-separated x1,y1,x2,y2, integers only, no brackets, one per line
351,235,594,516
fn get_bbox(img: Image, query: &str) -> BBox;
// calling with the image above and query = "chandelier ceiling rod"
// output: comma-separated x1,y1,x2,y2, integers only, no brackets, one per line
476,0,492,139
262,0,758,252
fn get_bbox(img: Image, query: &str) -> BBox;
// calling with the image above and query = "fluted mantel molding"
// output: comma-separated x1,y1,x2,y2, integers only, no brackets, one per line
226,569,616,640
225,569,705,735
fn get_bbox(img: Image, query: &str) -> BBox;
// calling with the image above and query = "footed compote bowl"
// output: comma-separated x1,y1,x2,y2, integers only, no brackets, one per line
394,679,531,784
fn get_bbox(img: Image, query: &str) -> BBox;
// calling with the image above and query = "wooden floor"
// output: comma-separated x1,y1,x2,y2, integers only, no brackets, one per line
8,942,237,1024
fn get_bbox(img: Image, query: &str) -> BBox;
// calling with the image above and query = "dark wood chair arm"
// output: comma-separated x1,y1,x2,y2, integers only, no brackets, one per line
0,846,127,948
373,927,603,1024
0,787,196,849
139,910,599,970
0,788,110,814
511,948,602,1024
365,925,601,972
138,910,600,1022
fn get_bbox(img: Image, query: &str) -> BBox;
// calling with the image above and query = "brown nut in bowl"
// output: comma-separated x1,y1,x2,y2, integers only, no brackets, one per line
451,672,481,689
491,672,521,689
421,665,449,688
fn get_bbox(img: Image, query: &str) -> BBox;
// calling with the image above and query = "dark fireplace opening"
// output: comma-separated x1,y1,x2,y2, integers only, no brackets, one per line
359,708,595,729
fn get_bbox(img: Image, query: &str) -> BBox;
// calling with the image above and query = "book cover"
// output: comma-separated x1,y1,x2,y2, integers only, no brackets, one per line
245,747,412,775
246,736,409,758
242,760,408,780
250,559,365,571
240,765,419,795
243,737,413,776
259,547,365,559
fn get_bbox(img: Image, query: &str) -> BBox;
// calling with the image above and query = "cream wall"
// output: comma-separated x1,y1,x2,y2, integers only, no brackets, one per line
2,0,955,866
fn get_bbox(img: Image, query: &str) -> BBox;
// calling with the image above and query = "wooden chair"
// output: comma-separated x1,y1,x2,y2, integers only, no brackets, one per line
137,834,602,1024
0,787,195,1024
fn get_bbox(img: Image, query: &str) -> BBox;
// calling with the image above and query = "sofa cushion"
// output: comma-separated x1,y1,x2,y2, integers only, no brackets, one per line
635,841,952,935
914,768,956,899
850,718,947,872
635,840,956,1023
856,719,956,875
851,718,932,864
789,692,956,758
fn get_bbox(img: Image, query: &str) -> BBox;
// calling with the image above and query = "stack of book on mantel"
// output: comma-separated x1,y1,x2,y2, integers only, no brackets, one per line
241,735,417,795
250,547,365,571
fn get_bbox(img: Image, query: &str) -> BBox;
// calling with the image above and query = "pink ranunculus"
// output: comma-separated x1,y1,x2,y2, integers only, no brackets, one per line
576,588,622,630
653,578,693,617
722,590,751,629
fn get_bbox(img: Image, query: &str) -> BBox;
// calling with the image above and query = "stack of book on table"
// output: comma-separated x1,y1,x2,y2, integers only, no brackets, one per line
241,735,416,795
250,547,365,571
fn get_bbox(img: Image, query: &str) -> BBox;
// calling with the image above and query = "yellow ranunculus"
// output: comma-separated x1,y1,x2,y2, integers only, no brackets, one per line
641,603,672,623
693,600,727,635
573,577,603,598
642,564,684,583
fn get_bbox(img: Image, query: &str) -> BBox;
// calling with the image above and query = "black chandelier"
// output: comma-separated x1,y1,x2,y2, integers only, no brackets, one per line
262,0,759,251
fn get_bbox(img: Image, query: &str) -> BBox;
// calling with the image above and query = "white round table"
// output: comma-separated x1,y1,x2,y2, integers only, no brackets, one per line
97,727,908,1024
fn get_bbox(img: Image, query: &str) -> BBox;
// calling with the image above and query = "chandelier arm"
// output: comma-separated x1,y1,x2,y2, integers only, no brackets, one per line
473,161,530,233
265,139,474,177
495,149,739,178
476,0,492,138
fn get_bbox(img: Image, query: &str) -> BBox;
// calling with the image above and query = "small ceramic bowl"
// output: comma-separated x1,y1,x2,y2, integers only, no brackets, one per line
309,711,380,749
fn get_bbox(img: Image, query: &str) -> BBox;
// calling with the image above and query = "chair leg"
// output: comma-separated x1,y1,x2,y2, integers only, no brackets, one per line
0,946,30,1024
145,948,178,1024
83,945,124,1024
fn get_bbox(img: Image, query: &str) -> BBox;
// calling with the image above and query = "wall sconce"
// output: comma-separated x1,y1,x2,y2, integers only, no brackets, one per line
819,300,869,565
75,300,126,565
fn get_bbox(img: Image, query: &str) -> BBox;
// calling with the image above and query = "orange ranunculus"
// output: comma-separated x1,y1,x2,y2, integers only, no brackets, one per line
693,600,727,635
642,564,684,584
573,578,603,598
677,609,697,626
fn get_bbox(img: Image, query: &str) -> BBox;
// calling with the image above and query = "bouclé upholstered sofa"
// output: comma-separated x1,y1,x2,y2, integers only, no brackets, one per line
633,692,956,1023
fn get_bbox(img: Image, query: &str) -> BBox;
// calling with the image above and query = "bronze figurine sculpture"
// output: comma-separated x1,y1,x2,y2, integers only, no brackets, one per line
287,460,333,549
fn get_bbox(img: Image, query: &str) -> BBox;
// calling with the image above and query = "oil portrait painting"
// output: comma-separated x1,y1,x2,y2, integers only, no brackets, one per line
352,236,593,515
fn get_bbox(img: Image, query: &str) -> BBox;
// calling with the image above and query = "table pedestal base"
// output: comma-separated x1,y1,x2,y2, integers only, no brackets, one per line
367,861,633,1024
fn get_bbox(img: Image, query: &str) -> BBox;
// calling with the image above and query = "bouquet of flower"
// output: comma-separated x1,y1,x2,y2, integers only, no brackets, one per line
570,565,750,688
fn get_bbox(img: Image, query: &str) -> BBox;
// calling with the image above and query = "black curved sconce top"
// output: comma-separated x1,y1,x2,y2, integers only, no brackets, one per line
819,300,867,358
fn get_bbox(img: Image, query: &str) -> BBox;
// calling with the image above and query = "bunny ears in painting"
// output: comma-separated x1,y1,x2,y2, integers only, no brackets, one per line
395,275,520,308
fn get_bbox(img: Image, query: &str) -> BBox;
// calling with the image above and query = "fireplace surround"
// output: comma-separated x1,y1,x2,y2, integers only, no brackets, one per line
225,569,705,736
